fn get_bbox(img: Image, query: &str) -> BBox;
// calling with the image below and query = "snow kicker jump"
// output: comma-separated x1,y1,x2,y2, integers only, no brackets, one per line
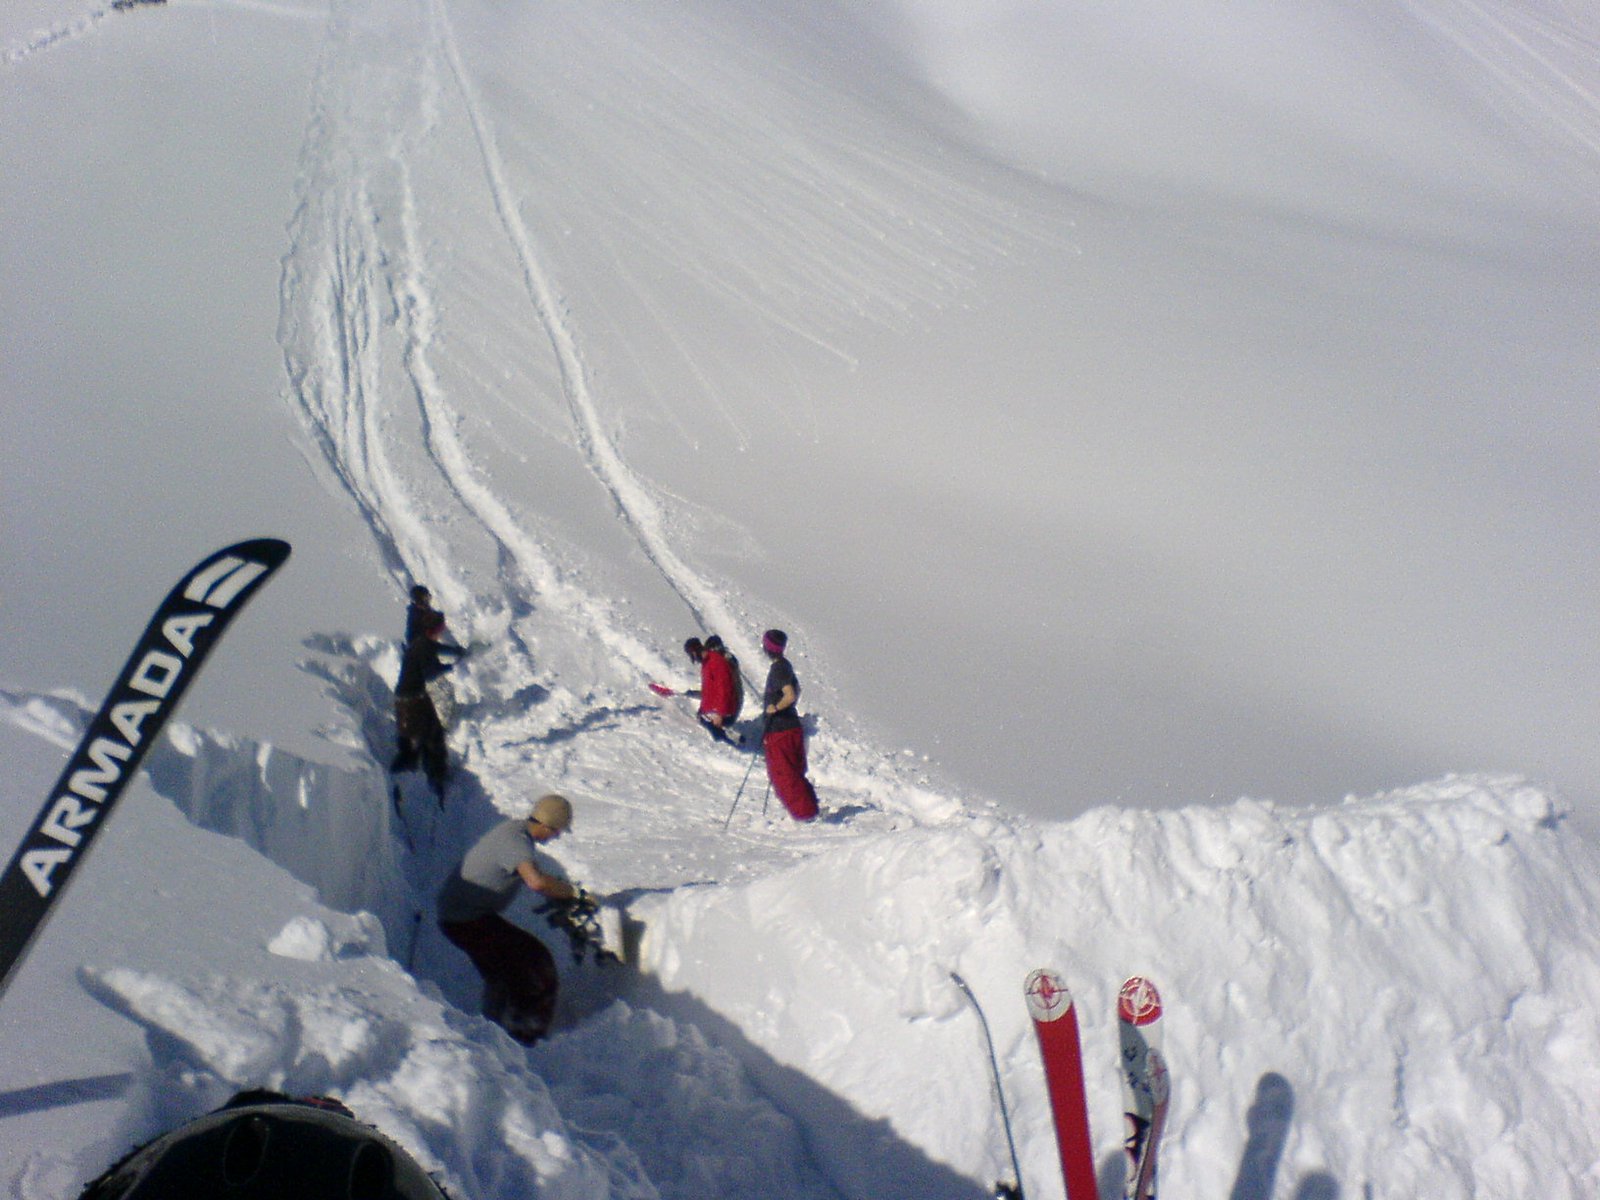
0,539,290,1001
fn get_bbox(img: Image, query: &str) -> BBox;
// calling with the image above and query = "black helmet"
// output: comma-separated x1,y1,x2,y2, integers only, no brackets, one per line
409,585,431,603
703,634,725,652
684,637,704,660
79,1091,450,1200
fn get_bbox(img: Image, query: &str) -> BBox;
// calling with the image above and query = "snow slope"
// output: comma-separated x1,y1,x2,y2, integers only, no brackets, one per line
4,1,1600,1197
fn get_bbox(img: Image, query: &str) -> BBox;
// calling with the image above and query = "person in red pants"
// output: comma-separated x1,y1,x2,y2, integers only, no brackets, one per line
436,794,577,1043
759,629,820,822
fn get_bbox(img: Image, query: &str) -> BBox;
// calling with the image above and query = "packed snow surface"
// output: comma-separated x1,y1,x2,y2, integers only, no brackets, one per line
4,1,1600,1198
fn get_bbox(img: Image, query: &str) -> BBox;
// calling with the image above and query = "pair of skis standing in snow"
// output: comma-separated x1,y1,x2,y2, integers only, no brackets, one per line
959,970,1170,1200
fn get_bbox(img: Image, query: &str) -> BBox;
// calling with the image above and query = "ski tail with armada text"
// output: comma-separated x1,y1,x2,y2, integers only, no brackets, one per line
0,538,291,1002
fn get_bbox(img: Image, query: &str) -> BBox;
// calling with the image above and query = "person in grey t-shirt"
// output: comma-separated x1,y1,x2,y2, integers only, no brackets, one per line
436,793,577,1043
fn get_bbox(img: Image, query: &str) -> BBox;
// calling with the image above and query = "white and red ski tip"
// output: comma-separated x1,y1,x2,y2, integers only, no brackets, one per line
1024,968,1075,1022
1117,976,1163,1027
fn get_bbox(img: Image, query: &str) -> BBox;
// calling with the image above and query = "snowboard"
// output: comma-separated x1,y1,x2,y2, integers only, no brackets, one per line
594,900,627,962
427,676,459,728
1024,969,1097,1200
1117,976,1169,1200
0,539,291,1000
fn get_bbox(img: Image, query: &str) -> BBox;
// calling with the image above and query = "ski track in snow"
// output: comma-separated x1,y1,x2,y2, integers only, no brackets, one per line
279,0,734,714
279,0,558,715
3,6,109,65
0,1,304,69
1401,0,1600,168
275,0,962,830
427,0,762,656
279,0,1062,715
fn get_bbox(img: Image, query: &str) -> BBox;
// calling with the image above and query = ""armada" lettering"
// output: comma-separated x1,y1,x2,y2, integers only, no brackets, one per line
21,848,72,900
22,615,206,898
68,737,134,804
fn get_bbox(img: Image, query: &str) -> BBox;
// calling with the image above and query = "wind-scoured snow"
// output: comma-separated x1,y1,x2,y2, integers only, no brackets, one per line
4,0,1599,1198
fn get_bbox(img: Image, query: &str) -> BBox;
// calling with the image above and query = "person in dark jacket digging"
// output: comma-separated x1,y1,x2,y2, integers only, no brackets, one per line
403,584,442,648
391,610,465,797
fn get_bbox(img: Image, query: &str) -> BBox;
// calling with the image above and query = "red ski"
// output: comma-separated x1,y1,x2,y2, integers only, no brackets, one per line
1117,976,1169,1200
1024,969,1097,1200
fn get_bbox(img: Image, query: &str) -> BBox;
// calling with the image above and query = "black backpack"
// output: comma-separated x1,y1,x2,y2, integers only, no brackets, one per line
723,650,745,720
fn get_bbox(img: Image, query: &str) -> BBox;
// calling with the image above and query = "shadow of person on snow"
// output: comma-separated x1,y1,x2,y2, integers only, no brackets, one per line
530,702,657,746
1293,1172,1341,1200
1227,1072,1343,1200
1090,1071,1339,1200
1230,1072,1296,1200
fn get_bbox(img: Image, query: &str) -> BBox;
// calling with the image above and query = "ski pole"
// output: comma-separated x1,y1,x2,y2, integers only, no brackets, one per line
952,972,1027,1200
723,719,769,831
723,752,760,830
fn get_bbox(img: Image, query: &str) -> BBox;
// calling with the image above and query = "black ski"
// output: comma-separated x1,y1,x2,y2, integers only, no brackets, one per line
0,539,291,1000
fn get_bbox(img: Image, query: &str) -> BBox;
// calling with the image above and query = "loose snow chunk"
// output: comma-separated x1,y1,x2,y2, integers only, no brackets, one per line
500,1103,577,1180
1505,780,1564,828
267,912,384,961
268,915,335,961
0,689,86,747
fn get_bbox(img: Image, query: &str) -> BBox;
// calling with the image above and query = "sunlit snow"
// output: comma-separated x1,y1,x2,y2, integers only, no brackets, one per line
3,1,1599,1198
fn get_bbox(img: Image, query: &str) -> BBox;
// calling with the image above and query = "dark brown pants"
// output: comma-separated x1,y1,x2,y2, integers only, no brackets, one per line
439,915,558,1043
393,693,447,788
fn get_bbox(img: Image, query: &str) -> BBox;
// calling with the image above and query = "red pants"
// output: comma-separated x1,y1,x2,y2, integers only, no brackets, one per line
439,915,558,1043
763,725,819,821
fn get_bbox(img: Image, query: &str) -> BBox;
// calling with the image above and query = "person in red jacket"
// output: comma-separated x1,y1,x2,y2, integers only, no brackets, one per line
759,628,819,821
684,635,743,745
